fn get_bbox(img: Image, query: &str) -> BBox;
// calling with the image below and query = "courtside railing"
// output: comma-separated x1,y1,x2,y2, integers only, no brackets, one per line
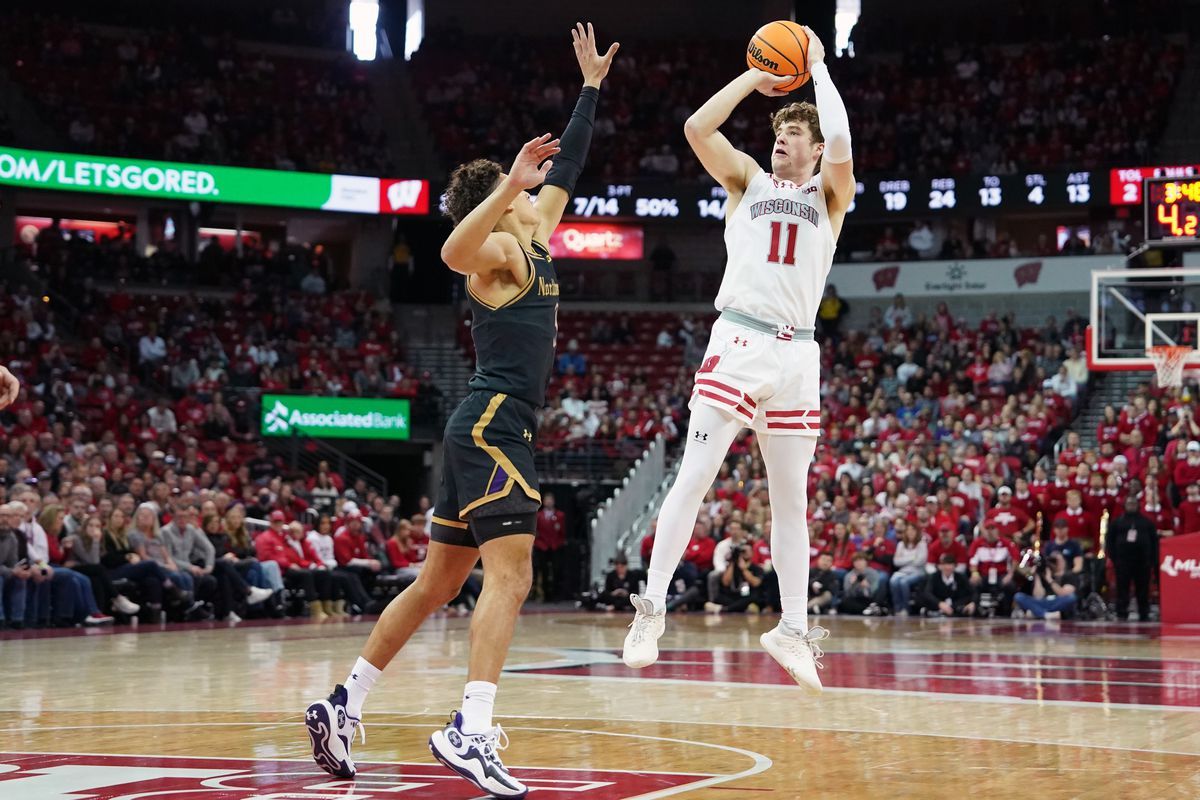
588,434,665,588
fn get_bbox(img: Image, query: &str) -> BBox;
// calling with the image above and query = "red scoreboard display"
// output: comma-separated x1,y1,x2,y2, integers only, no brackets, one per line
1144,177,1200,243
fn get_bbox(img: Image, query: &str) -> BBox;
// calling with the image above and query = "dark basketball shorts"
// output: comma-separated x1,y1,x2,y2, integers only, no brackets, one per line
431,390,541,548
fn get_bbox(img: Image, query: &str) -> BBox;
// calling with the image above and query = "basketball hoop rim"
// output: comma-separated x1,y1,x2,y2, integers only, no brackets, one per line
1147,344,1192,388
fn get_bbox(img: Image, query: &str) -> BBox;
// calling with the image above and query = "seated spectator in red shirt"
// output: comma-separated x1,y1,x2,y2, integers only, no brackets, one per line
1178,483,1200,536
861,524,896,575
255,511,332,619
985,486,1035,546
334,508,383,591
927,524,969,573
1122,429,1154,477
1097,405,1121,448
968,521,1019,615
1053,490,1097,552
1173,441,1200,496
384,519,423,585
640,519,657,565
683,522,715,573
1141,484,1176,536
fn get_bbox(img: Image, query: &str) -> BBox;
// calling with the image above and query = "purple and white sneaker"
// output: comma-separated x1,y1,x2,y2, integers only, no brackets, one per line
305,684,364,778
428,711,527,798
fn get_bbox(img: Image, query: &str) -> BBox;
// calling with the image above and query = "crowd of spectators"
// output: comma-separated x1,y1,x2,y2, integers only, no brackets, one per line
0,462,446,628
414,28,1182,181
0,8,391,175
10,232,444,447
0,230,469,630
5,222,1196,629
598,299,1197,622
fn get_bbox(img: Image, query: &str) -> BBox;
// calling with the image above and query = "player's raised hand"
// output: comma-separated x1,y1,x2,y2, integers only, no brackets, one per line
508,133,561,190
803,26,826,68
572,22,619,88
751,71,793,97
0,365,19,410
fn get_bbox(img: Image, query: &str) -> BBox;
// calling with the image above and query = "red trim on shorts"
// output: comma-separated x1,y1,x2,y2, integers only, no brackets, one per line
765,409,821,418
694,389,754,420
694,377,757,409
766,421,821,430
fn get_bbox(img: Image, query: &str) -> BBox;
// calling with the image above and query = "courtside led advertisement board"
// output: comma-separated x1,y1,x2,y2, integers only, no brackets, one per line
0,146,430,216
548,222,645,260
261,395,410,440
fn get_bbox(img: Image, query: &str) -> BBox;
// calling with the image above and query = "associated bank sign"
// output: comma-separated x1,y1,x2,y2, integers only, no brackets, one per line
262,395,410,441
0,146,430,216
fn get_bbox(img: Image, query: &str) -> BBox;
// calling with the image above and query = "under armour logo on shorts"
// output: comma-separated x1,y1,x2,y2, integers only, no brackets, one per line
694,431,709,443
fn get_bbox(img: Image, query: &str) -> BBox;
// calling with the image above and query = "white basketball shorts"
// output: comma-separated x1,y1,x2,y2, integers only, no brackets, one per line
689,317,821,437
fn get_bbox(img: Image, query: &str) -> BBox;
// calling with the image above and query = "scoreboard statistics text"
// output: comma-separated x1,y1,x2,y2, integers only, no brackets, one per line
570,170,1099,222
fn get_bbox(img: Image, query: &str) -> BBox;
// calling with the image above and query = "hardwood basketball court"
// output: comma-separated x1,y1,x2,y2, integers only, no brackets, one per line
2,613,1198,798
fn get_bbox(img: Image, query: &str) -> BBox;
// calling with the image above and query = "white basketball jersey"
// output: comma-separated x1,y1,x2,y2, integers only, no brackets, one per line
715,170,836,327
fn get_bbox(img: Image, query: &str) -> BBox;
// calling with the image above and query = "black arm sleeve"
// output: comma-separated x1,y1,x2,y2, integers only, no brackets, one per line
543,86,599,197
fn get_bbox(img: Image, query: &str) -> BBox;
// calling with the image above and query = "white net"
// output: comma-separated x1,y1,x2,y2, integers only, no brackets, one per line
1147,345,1192,388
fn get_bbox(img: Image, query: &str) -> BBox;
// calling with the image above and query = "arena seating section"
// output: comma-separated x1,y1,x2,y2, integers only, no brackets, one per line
0,6,390,175
413,31,1183,179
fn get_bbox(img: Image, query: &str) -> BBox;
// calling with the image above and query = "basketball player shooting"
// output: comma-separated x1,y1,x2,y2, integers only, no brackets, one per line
305,23,617,799
622,26,854,692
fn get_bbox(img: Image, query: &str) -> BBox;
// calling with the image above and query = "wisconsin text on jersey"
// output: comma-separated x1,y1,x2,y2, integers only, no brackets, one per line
748,197,821,226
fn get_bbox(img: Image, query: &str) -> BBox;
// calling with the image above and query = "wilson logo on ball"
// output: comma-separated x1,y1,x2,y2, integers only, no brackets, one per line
747,43,779,71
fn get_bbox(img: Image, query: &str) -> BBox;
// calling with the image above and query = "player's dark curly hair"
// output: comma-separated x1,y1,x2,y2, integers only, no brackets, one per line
444,158,503,225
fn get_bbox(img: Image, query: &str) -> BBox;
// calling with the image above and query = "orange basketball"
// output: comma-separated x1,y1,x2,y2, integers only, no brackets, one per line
746,20,811,92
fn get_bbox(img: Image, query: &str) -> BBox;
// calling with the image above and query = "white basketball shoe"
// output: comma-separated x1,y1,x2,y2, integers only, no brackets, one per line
622,594,666,669
761,623,830,694
428,711,527,798
305,684,365,778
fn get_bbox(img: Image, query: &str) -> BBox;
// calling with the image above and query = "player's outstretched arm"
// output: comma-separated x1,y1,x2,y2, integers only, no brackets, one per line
684,70,790,200
804,29,854,220
536,22,619,241
441,134,560,276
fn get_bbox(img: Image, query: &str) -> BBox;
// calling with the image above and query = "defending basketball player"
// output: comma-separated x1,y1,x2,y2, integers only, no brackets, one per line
622,27,854,692
305,23,617,799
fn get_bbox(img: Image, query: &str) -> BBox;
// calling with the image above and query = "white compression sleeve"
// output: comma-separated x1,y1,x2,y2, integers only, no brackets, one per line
810,62,851,165
644,404,745,609
759,434,817,633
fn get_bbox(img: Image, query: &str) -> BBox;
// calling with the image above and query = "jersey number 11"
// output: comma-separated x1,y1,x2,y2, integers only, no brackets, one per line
767,221,799,266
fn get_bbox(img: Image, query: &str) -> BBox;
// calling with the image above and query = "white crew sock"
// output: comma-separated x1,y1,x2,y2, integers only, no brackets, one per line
343,656,382,720
643,569,673,613
781,601,809,635
460,680,497,735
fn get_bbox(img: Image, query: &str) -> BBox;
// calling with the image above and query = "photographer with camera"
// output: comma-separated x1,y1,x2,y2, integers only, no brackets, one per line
1042,517,1084,574
705,542,764,614
1013,551,1078,619
839,552,885,616
917,553,975,617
